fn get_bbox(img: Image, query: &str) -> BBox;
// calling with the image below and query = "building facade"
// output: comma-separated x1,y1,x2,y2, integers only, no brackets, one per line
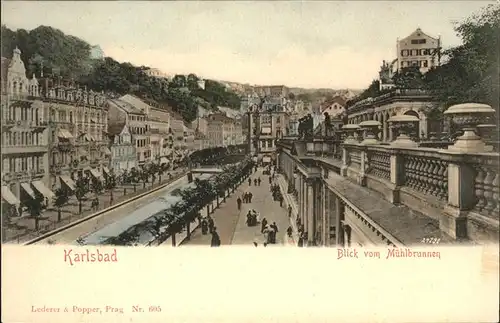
246,101,289,164
108,99,150,166
396,28,441,73
320,96,346,118
1,47,52,213
107,123,137,174
44,82,110,191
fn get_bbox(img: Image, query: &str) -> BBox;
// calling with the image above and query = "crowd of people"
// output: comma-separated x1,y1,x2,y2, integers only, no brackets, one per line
201,214,221,247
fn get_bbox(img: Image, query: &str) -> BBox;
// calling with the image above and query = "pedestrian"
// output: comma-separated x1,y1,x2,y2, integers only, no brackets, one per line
211,227,221,247
248,178,252,186
257,177,261,186
249,192,253,203
271,222,279,243
287,226,293,238
208,215,215,233
254,178,258,186
288,205,292,218
268,176,272,185
237,197,242,210
261,217,268,233
201,219,208,235
279,195,284,207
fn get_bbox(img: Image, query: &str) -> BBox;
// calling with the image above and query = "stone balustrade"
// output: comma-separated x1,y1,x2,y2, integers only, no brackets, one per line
277,111,499,245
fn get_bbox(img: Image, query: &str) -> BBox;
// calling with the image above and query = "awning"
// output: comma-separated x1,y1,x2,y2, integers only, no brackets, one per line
32,181,55,199
60,176,76,191
63,129,74,139
1,186,20,206
101,146,111,155
102,166,110,175
20,182,37,199
261,127,272,134
160,157,170,164
58,129,71,139
90,169,103,180
263,157,271,163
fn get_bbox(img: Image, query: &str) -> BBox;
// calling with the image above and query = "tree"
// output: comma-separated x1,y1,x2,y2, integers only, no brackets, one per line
26,196,44,231
91,178,103,196
392,66,424,89
75,176,88,214
105,172,117,204
53,188,69,222
424,4,500,110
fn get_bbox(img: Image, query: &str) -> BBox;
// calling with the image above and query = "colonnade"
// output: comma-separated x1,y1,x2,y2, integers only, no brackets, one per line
278,149,361,247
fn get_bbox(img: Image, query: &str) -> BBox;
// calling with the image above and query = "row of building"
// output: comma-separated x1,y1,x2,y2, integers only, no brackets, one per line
0,47,243,214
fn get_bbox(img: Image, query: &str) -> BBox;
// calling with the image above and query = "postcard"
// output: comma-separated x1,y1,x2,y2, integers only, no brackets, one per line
1,1,499,322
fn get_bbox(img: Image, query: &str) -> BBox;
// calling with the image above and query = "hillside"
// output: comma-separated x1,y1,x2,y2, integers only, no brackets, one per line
1,25,242,123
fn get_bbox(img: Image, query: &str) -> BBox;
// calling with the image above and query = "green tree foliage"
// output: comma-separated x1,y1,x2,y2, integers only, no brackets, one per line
424,4,500,109
1,25,92,78
393,66,425,89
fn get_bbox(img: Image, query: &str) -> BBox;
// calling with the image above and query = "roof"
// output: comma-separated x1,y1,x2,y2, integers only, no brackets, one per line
321,96,347,112
401,28,438,42
108,98,145,115
107,122,126,136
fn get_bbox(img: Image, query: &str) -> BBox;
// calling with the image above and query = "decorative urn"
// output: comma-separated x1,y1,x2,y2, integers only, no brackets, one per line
358,120,382,145
341,124,360,144
443,103,496,152
388,115,419,147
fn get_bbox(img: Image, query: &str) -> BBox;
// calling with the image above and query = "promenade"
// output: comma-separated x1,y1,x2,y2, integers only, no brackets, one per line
183,168,295,246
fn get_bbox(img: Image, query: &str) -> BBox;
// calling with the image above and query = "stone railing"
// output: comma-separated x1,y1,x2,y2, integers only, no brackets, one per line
401,148,448,201
469,154,499,219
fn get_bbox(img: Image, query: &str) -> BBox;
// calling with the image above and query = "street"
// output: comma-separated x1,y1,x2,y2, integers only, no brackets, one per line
184,168,295,246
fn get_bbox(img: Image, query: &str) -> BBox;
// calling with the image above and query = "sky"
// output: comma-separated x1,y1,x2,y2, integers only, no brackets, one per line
1,1,493,90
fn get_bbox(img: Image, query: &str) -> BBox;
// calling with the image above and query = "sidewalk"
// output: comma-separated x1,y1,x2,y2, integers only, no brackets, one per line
276,174,300,245
183,168,295,246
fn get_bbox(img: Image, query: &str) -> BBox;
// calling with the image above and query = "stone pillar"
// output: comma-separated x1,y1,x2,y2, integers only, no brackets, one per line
389,149,403,204
322,183,328,246
441,159,475,239
420,116,428,140
307,179,315,244
382,113,388,142
335,196,345,246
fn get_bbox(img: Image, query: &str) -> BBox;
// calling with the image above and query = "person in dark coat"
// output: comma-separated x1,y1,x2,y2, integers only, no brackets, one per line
271,222,278,243
237,197,242,210
288,205,292,218
207,215,215,233
248,178,252,186
287,226,293,238
201,219,208,235
261,218,268,233
254,178,258,186
268,176,272,185
211,227,221,247
257,177,261,186
279,195,284,207
248,192,253,203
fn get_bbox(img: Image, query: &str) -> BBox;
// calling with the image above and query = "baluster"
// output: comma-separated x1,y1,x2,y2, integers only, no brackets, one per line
406,157,414,188
440,165,448,201
416,158,424,191
474,167,486,212
434,161,444,198
492,173,499,216
483,168,495,213
425,160,436,195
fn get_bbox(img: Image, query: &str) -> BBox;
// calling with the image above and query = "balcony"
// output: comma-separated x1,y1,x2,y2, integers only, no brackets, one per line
2,119,16,130
2,145,48,155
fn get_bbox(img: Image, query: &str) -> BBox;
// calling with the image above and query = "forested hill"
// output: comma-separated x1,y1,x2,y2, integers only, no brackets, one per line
1,25,242,123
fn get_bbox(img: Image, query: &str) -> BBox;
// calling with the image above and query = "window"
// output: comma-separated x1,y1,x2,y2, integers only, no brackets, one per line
400,50,408,57
411,39,419,44
422,60,428,68
419,39,426,44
